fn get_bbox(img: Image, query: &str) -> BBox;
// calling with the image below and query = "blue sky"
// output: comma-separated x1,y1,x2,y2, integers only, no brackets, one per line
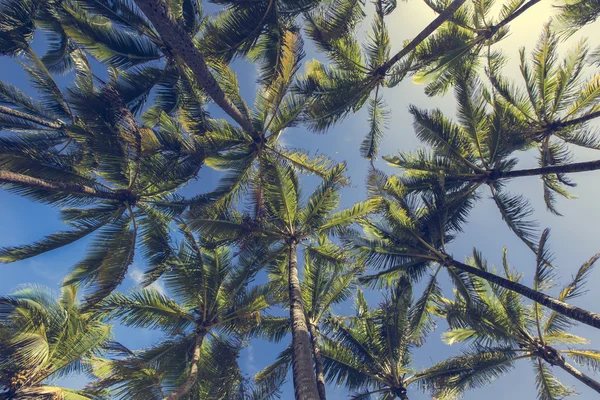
1,1,600,398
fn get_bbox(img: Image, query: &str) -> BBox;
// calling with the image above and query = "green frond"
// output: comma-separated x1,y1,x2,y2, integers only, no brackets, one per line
317,198,381,236
299,163,346,231
543,331,589,346
409,272,442,346
534,359,573,400
409,105,480,171
305,0,366,45
554,0,600,37
100,289,193,335
545,252,600,333
264,161,299,229
0,0,37,56
417,348,519,399
254,345,291,396
533,229,555,291
360,88,388,160
65,214,136,307
490,189,538,251
269,147,335,177
0,206,115,263
563,349,600,372
60,4,162,69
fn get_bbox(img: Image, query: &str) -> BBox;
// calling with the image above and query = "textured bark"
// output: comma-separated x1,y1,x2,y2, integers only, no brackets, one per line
308,322,327,400
489,159,600,180
288,241,320,400
381,0,466,72
447,258,600,330
163,332,205,400
133,0,254,133
557,358,600,394
557,110,600,128
0,105,63,129
0,170,120,200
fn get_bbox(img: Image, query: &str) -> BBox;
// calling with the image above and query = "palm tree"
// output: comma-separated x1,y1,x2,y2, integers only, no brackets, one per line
384,31,600,249
488,25,600,210
90,335,281,400
410,0,543,96
297,0,467,159
320,277,475,399
0,284,112,399
192,163,379,400
96,227,273,400
554,0,600,37
426,235,600,398
0,73,207,306
352,169,600,329
252,238,359,400
189,30,336,217
298,0,548,157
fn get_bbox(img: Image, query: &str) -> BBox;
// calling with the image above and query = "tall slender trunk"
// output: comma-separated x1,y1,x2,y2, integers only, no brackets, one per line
133,0,255,134
556,358,600,394
380,0,466,72
0,105,63,129
0,170,120,200
446,258,600,330
288,241,320,400
308,322,327,400
164,332,205,400
489,159,600,180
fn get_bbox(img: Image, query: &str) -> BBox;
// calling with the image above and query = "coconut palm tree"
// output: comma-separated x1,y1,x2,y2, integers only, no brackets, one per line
320,277,477,399
96,228,274,400
191,163,379,400
0,284,112,399
90,335,282,400
0,71,207,306
426,235,600,398
298,0,548,157
554,0,600,37
384,35,600,250
352,168,600,330
487,24,600,209
189,29,336,217
252,238,360,400
410,0,543,96
298,0,467,159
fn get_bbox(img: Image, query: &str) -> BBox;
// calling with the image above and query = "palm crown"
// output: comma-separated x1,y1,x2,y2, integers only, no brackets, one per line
0,284,112,399
95,231,272,399
429,236,600,398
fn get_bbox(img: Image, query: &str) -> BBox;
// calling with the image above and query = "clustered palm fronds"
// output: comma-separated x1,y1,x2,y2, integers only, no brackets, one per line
1,0,600,399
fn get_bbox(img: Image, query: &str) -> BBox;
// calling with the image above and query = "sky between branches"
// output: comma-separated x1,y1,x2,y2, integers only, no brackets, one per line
0,0,599,398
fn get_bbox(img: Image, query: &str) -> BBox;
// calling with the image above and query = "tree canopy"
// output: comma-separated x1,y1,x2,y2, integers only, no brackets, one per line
1,0,600,399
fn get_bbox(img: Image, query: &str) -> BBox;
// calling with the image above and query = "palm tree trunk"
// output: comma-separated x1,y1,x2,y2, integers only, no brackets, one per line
0,170,121,200
164,332,205,400
556,358,600,394
446,258,600,330
308,322,327,400
288,241,320,400
0,105,63,129
380,0,466,72
133,0,255,134
558,110,600,128
493,0,540,30
489,159,600,180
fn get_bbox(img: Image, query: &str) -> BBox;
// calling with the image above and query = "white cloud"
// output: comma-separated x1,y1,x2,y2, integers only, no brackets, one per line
128,265,166,296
